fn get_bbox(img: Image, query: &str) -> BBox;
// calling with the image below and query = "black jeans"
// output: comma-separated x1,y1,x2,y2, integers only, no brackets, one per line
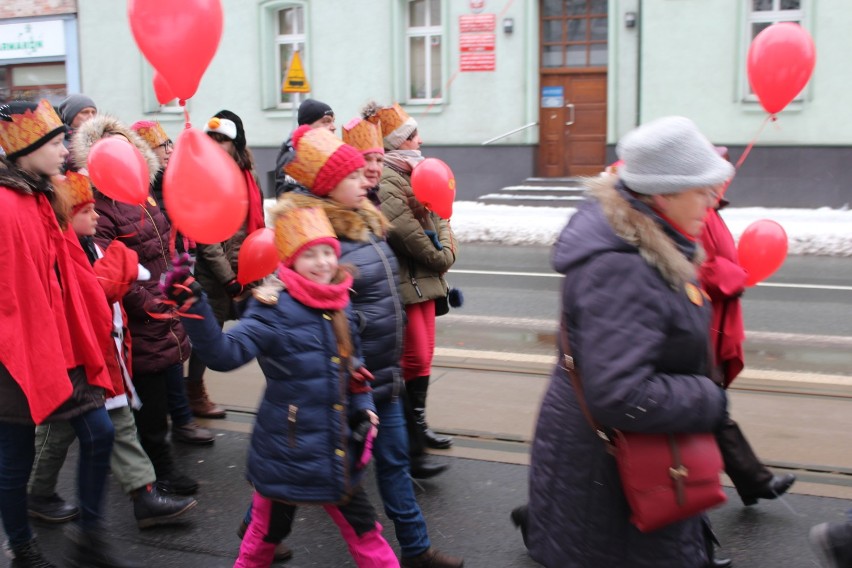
133,364,181,478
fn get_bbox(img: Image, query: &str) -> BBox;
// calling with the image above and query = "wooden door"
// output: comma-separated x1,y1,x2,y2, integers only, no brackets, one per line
538,0,608,177
539,72,607,177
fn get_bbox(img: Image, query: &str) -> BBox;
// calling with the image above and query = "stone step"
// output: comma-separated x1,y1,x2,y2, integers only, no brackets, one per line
518,176,587,188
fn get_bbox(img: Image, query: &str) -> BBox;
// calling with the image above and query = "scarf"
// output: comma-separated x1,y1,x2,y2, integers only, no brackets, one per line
383,150,424,175
616,181,698,262
277,265,353,311
245,170,266,234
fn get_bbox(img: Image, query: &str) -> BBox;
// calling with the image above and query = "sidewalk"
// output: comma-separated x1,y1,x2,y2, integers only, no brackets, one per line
4,358,850,567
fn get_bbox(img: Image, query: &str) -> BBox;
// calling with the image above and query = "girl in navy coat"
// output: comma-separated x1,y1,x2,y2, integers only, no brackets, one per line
163,205,397,567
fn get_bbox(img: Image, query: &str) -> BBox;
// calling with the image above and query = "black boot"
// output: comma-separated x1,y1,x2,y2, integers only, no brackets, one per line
132,484,198,529
406,376,452,449
65,524,144,568
703,519,733,568
410,455,449,479
8,538,57,567
510,505,530,549
739,473,796,506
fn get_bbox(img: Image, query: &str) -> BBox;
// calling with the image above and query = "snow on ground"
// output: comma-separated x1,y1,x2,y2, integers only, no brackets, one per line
266,199,852,256
451,202,852,256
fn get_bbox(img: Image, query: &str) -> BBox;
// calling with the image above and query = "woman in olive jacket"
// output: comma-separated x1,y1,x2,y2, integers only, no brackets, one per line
373,103,457,456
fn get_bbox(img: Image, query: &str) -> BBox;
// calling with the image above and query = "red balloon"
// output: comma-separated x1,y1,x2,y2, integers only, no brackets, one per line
737,219,788,287
128,0,223,101
163,128,248,244
411,158,456,219
747,22,816,115
153,71,175,105
86,138,149,205
237,228,278,285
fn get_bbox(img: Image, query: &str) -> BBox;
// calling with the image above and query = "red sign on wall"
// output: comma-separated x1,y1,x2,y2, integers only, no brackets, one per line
459,13,496,33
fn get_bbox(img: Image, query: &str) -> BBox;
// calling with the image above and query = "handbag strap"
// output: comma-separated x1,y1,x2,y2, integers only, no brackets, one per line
558,314,615,449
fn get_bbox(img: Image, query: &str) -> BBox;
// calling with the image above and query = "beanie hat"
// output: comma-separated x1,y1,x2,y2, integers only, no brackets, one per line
342,117,384,155
57,94,97,127
130,120,169,149
204,110,246,152
55,170,94,214
616,116,734,195
363,103,417,151
273,204,341,267
0,100,67,160
297,99,334,126
285,125,365,196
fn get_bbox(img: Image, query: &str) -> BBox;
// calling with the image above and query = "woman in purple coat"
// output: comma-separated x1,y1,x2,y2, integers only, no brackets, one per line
520,117,732,568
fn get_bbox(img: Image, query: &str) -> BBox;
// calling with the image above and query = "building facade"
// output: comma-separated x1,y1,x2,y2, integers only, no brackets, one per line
2,0,849,206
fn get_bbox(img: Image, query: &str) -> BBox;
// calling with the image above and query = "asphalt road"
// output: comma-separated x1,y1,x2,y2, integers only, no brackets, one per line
449,244,852,337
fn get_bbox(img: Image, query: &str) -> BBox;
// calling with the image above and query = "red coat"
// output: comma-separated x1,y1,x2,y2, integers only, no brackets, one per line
65,229,138,398
699,209,747,387
0,187,112,424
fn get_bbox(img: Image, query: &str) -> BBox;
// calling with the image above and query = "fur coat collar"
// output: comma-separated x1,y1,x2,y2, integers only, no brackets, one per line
281,192,390,243
585,176,703,289
70,115,161,184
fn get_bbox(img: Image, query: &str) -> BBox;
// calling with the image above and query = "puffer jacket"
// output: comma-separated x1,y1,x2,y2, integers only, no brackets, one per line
283,193,404,404
73,115,190,375
181,284,375,504
378,166,456,305
527,177,727,568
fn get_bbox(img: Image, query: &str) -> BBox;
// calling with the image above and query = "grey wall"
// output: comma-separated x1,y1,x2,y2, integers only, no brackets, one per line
252,144,537,201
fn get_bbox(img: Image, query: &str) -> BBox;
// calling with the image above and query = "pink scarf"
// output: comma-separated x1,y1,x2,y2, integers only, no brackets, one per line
277,266,353,310
244,170,265,234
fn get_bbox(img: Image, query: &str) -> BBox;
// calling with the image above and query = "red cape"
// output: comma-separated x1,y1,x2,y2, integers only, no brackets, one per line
0,189,111,424
699,209,747,387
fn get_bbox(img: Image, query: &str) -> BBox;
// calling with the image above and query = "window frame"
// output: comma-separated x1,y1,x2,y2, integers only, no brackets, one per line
259,0,310,112
404,0,445,105
741,0,809,106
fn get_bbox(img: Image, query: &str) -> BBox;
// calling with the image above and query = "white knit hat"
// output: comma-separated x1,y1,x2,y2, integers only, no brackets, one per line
616,116,734,195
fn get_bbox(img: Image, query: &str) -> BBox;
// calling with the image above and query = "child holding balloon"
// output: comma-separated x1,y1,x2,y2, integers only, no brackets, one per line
700,147,796,507
161,202,397,568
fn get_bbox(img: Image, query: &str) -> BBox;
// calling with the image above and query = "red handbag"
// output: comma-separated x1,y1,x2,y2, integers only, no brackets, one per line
559,319,727,533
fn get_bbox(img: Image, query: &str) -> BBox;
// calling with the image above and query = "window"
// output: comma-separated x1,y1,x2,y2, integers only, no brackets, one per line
275,5,306,108
406,0,443,102
744,0,805,100
541,0,608,68
0,63,66,104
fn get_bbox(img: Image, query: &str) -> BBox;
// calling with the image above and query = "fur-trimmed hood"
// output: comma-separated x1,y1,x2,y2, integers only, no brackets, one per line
553,176,702,289
275,191,390,243
70,114,160,183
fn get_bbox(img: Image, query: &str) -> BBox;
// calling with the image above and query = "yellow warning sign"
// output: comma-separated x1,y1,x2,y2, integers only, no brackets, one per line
282,51,311,93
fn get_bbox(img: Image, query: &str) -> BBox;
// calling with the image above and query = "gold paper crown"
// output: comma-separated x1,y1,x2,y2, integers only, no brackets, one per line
0,99,65,158
131,121,169,150
284,128,345,189
54,170,94,211
274,206,337,262
366,103,411,139
342,118,384,154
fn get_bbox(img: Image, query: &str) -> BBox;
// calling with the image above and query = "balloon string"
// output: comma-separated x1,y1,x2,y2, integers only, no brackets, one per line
423,70,459,115
180,99,191,129
719,114,774,200
734,114,774,171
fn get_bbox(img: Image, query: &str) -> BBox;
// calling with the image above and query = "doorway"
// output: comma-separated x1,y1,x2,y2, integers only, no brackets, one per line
538,0,608,178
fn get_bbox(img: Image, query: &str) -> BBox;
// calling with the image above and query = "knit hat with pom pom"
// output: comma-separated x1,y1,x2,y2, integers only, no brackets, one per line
284,124,365,197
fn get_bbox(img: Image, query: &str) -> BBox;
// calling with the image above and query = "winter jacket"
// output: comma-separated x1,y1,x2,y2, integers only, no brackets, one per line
527,177,727,568
378,166,456,305
699,208,747,387
181,287,375,504
73,115,190,375
283,193,404,404
0,162,111,424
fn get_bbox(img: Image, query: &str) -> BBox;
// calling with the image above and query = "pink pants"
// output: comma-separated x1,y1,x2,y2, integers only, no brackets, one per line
235,490,399,568
402,300,436,381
